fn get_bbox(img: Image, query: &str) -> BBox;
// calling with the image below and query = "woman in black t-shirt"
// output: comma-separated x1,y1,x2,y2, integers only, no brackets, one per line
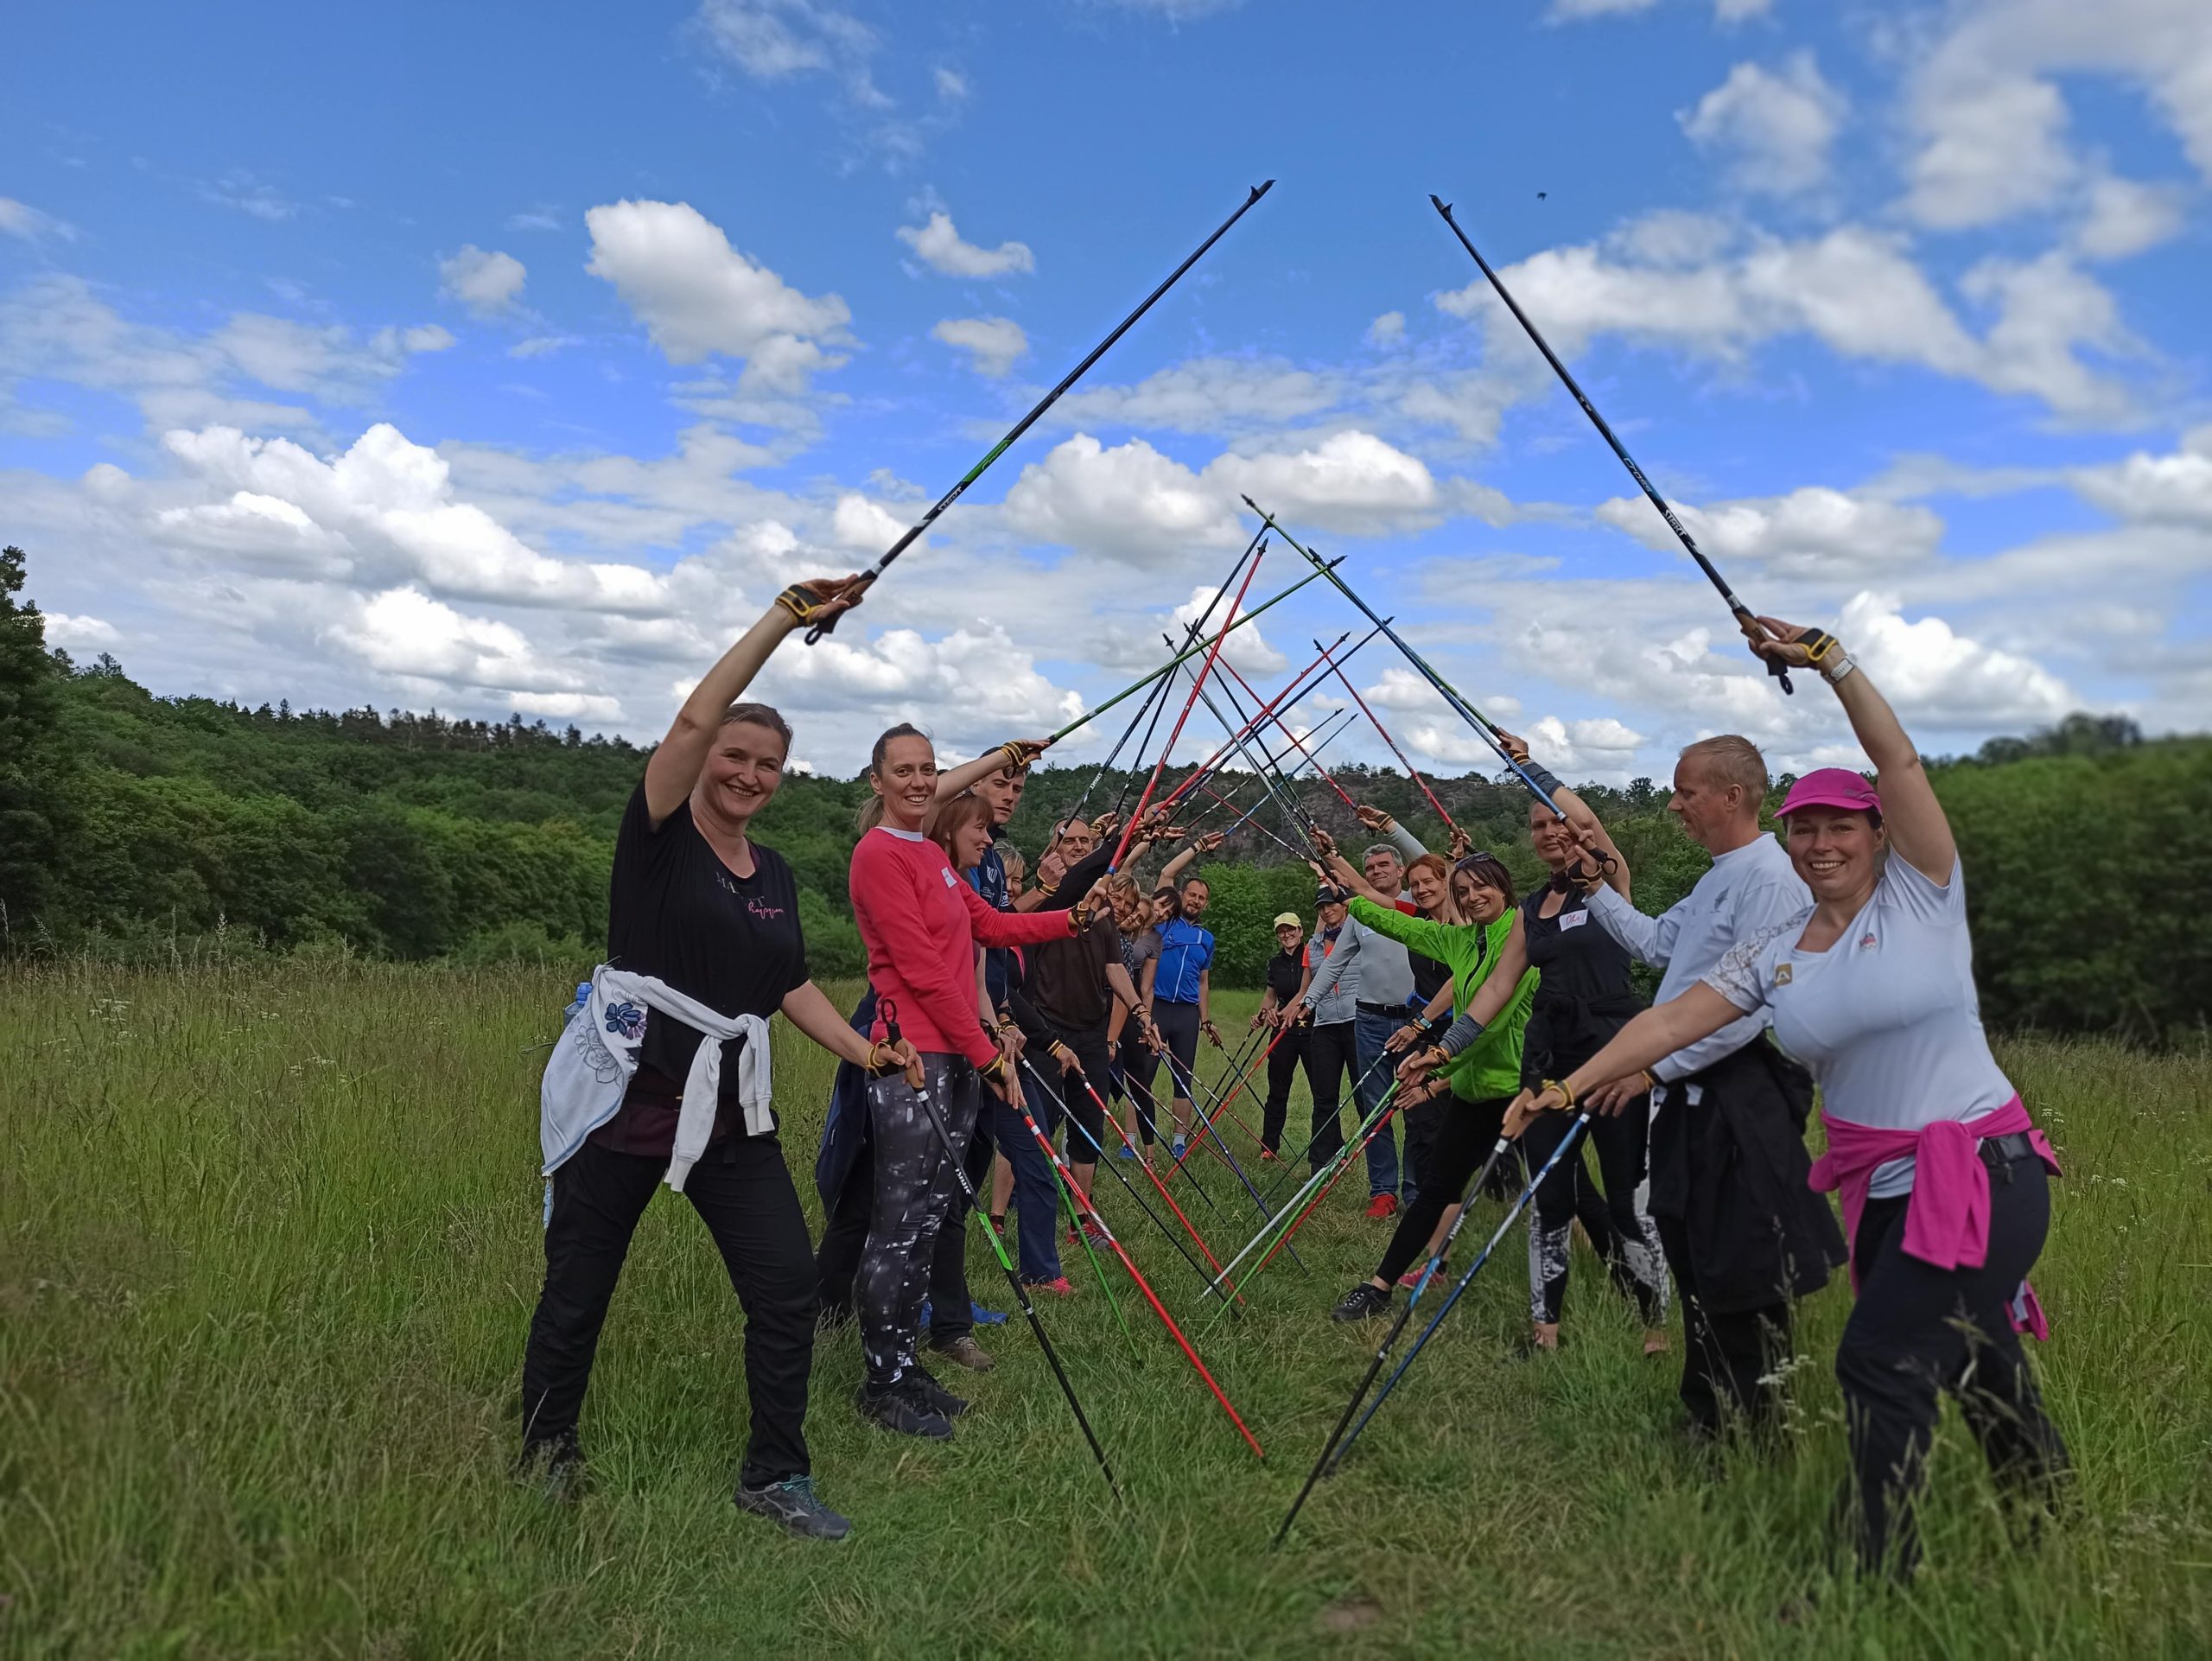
1254,913,1309,1157
519,577,917,1543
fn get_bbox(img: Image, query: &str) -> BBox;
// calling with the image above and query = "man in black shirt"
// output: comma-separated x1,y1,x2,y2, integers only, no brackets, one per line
1255,912,1308,1158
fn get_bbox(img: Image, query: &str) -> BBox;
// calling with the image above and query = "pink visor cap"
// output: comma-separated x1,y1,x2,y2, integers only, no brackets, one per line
1778,767,1881,818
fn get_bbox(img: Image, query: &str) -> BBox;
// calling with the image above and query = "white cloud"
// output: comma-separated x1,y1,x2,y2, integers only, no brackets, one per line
1526,714,1648,776
895,209,1035,279
1840,590,2077,727
1054,357,1343,435
694,0,878,89
199,171,297,222
327,586,584,694
0,198,75,243
759,623,1083,733
44,612,119,648
1681,54,1847,197
1436,224,2141,423
506,207,563,233
1168,584,1289,676
1212,430,1440,535
2073,175,2189,261
508,334,581,360
1595,486,1946,577
1001,434,1237,564
583,199,852,392
931,315,1028,378
830,490,907,551
1714,0,1771,19
1366,311,1406,347
1548,0,1659,17
1903,74,2073,231
439,245,527,315
2070,425,2212,525
934,67,968,101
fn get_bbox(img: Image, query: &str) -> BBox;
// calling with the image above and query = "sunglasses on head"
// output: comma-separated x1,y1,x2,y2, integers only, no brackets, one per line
1452,852,1500,872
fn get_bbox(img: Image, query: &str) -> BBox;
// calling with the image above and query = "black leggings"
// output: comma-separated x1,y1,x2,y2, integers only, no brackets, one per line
1840,1155,2069,1575
1302,1020,1357,1173
1522,1097,1667,1326
1262,1026,1306,1155
857,1054,981,1390
1110,1021,1160,1144
521,1136,817,1489
1374,1095,1510,1285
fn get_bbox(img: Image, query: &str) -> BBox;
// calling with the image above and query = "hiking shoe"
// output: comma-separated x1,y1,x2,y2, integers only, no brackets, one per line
734,1473,851,1541
930,1333,996,1372
855,1382,954,1441
1365,1193,1400,1220
1260,1147,1280,1161
1332,1282,1392,1322
969,1301,1007,1327
1171,1138,1188,1163
907,1364,971,1418
1024,1276,1076,1297
515,1432,588,1503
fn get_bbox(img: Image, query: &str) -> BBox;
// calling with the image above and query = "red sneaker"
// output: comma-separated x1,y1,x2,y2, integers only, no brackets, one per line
1024,1276,1076,1297
1260,1148,1280,1161
1365,1193,1400,1220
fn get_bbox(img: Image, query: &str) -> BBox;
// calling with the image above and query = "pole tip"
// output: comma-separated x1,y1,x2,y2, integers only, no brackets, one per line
1429,194,1452,214
1252,179,1276,198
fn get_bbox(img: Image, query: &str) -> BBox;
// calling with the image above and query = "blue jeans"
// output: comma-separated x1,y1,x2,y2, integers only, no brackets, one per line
995,1095,1064,1282
1353,1010,1405,1200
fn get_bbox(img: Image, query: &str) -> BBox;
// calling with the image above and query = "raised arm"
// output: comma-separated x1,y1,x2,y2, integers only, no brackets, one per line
1505,984,1745,1135
934,739,1048,802
1496,728,1630,900
643,576,858,824
1355,804,1427,863
1158,831,1222,889
1751,617,1955,882
1301,921,1361,1011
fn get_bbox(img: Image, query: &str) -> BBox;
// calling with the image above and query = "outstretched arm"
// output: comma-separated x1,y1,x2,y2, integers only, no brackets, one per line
643,576,858,825
934,739,1049,802
782,980,919,1083
1504,983,1743,1135
1751,617,1954,883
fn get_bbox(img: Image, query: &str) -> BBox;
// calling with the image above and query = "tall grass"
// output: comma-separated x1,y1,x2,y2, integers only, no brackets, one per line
2,960,2207,1659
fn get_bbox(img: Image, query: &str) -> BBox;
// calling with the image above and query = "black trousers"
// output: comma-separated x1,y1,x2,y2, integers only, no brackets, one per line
816,1111,986,1345
1522,1098,1666,1326
1302,1019,1358,1173
1840,1155,2068,1575
1261,1026,1306,1155
1153,1001,1202,1105
521,1136,817,1489
1110,1021,1160,1144
1656,1211,1791,1437
1374,1096,1510,1285
1401,1098,1443,1208
1039,1017,1114,1159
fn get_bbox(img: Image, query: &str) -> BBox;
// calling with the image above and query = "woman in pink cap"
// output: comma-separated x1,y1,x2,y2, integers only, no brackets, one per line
1505,615,2068,1578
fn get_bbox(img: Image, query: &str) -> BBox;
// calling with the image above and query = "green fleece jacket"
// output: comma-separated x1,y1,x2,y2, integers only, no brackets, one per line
1347,896,1535,1103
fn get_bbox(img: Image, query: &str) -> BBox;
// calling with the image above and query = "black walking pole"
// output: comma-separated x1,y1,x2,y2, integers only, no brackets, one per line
880,1002,1122,1501
1427,194,1791,694
805,181,1276,640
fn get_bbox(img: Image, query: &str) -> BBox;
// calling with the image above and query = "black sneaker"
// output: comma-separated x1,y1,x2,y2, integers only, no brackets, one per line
1331,1282,1392,1322
734,1473,853,1541
906,1364,971,1419
855,1381,955,1441
514,1432,588,1503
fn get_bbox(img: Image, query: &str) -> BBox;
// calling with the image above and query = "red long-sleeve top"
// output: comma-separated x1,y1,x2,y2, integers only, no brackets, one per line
849,825,1076,1067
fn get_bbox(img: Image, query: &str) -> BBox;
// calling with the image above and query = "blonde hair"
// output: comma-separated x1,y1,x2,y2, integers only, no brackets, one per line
1680,735,1770,807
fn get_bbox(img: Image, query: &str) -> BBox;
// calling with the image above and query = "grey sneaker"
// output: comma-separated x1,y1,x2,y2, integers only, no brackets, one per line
734,1474,852,1541
929,1333,996,1372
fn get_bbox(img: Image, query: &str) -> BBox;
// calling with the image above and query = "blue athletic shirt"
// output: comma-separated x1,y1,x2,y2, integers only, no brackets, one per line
1154,917,1215,1004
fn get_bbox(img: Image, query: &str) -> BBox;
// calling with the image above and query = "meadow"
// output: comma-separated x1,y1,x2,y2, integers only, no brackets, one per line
2,959,2207,1660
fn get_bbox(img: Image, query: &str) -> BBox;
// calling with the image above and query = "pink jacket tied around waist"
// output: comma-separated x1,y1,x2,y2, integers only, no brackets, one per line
1808,1096,2060,1340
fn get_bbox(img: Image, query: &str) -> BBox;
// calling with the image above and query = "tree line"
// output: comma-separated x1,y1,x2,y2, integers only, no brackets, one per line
3,547,2204,1042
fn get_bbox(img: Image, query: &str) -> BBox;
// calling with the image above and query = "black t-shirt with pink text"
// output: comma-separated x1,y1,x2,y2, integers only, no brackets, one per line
592,779,809,1155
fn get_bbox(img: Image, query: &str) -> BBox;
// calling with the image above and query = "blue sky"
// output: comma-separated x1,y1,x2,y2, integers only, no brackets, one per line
3,0,2208,781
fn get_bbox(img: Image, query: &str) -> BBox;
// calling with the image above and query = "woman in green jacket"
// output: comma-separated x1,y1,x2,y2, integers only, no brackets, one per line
1318,848,1538,1323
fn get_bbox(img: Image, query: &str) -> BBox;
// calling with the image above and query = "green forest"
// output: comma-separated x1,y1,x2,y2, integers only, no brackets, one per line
3,546,2206,1040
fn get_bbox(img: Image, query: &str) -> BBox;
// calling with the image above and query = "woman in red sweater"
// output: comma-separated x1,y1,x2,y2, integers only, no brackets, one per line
846,724,1103,1439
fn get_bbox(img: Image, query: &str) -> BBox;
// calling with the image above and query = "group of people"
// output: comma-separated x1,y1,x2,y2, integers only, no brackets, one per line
517,571,2071,1580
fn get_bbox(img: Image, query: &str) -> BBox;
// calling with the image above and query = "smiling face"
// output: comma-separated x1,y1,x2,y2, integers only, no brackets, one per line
1784,806,1885,907
1452,869,1509,926
1529,801,1578,871
1406,862,1446,916
951,815,993,872
1317,901,1346,932
870,733,938,830
1151,890,1176,925
1055,818,1097,863
1363,847,1403,896
1275,921,1305,952
698,719,787,830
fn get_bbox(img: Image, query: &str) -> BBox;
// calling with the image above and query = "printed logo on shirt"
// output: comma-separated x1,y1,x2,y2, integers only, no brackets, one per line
1773,963,1793,987
1859,931,1878,951
747,897,785,921
1559,910,1587,930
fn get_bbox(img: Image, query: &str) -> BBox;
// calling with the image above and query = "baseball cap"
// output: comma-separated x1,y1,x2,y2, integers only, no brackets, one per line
1777,767,1880,818
1314,884,1349,907
1272,912,1302,930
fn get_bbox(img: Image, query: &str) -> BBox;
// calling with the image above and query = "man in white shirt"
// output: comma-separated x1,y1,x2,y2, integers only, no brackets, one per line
1583,735,1845,1441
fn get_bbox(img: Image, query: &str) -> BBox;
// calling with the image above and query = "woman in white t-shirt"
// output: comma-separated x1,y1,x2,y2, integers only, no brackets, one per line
1506,615,2068,1579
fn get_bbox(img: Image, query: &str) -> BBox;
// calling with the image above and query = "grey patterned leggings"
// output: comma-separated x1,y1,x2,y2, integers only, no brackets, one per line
1522,1099,1669,1327
858,1053,981,1390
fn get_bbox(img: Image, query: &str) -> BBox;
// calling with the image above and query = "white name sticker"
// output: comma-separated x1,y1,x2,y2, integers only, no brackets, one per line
942,869,957,889
1559,910,1587,930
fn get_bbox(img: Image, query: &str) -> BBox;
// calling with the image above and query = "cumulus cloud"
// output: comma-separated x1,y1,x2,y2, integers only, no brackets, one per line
1435,224,2142,423
43,612,120,649
439,245,527,315
1595,486,1946,577
327,586,584,694
1681,54,1847,197
1366,311,1406,347
1167,583,1289,676
2070,425,2212,525
0,197,75,243
2073,175,2189,261
931,315,1027,378
1840,590,2077,726
1054,357,1344,436
1212,430,1440,534
895,209,1035,278
584,199,852,393
759,622,1083,733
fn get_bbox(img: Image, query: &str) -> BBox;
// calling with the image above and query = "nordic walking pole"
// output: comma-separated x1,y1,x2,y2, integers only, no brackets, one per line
1028,1061,1222,1289
1087,1091,1243,1296
1213,654,1360,811
1426,195,1791,694
1243,500,1568,818
1044,1123,1140,1357
1272,1130,1514,1547
1315,638,1459,833
1333,1113,1595,1470
879,1003,1119,1499
804,182,1274,640
1254,1041,1405,1211
1009,1070,1268,1459
1156,1046,1304,1270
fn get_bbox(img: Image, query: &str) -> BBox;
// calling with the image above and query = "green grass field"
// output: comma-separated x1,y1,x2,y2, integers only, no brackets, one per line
2,961,2208,1659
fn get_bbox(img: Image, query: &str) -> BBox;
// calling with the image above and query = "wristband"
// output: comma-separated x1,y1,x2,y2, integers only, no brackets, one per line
1541,1077,1577,1111
1820,650,1856,685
